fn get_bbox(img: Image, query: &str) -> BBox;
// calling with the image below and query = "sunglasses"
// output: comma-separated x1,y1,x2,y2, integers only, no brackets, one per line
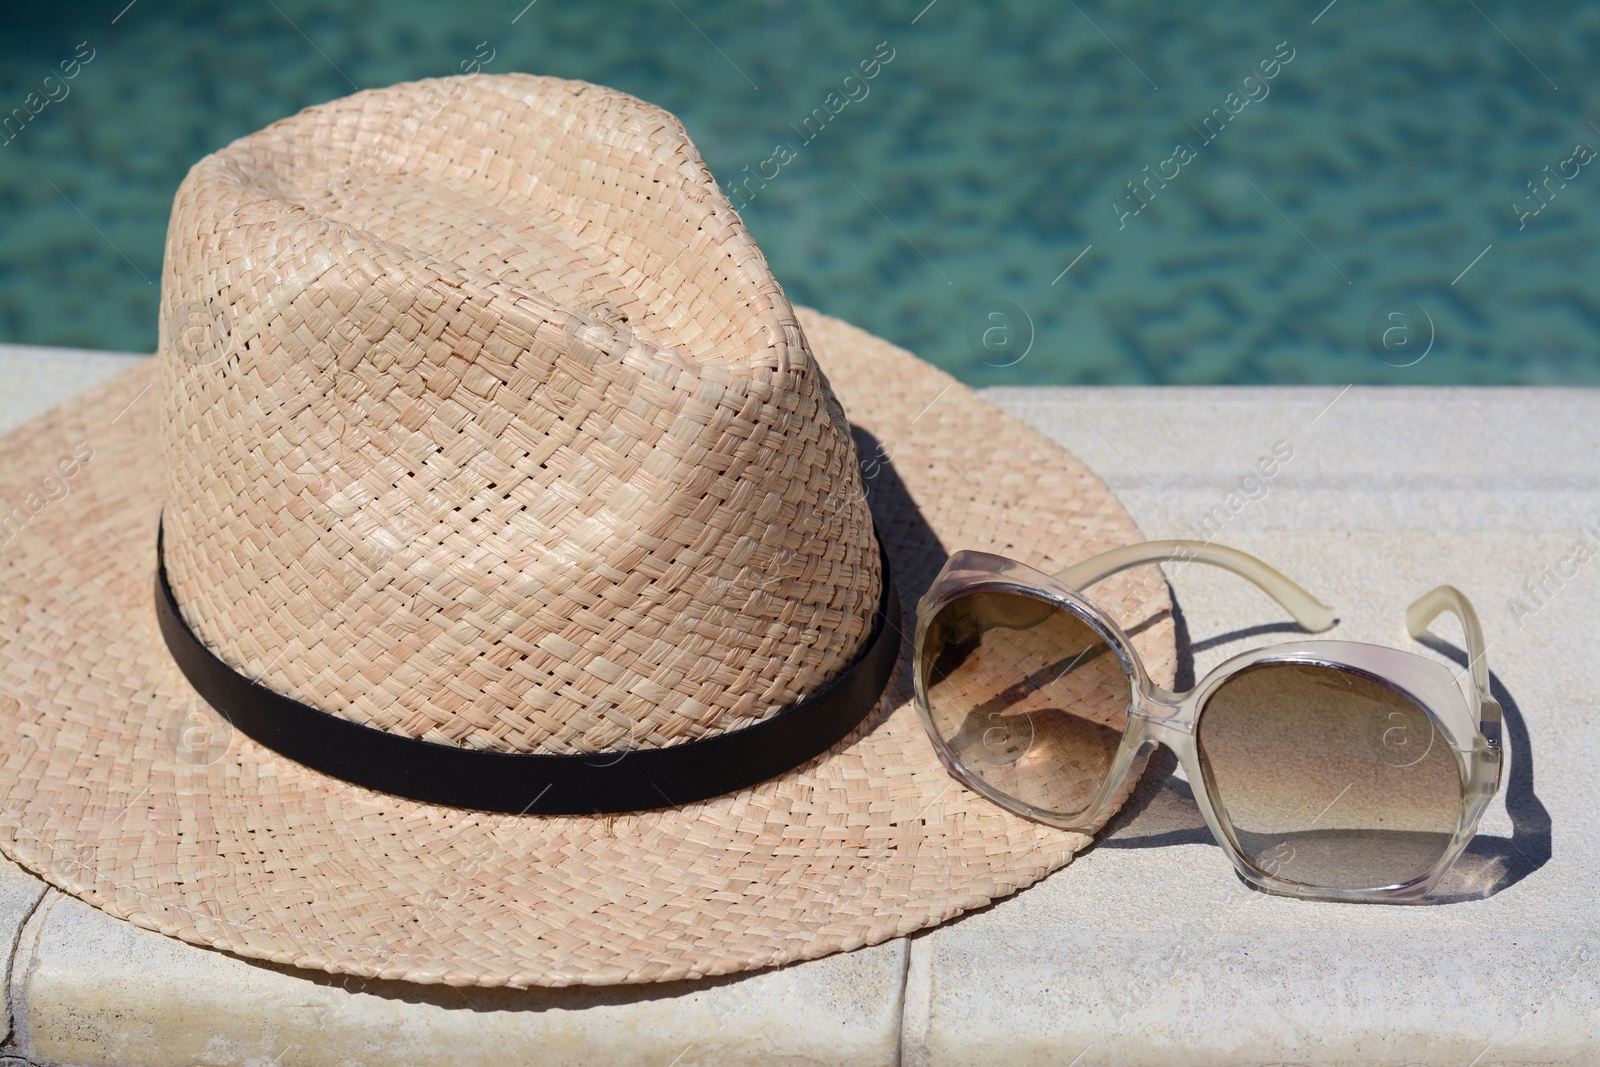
912,540,1504,903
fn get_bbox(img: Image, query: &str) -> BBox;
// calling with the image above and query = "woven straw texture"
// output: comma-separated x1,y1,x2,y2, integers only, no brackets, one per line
0,74,1174,988
159,74,880,756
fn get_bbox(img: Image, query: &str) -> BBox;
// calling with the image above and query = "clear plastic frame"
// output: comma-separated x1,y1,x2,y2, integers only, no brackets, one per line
912,541,1504,903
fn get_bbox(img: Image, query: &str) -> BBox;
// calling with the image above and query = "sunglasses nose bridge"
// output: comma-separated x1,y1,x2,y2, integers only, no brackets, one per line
1127,709,1191,753
1124,684,1198,772
1130,682,1192,731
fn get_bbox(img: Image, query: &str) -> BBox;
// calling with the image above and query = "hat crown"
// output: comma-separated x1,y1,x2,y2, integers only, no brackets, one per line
157,74,881,757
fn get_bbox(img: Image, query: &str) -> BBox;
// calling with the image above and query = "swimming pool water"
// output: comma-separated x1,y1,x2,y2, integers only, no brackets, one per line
1,0,1596,385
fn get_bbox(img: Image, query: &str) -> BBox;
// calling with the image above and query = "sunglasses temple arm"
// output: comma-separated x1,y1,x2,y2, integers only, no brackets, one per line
1405,585,1493,707
1053,539,1337,632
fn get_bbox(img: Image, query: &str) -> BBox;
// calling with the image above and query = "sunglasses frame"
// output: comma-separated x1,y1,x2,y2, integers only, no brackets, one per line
912,542,1504,903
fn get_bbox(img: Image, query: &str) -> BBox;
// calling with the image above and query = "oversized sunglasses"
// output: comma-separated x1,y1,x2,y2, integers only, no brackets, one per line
912,541,1503,903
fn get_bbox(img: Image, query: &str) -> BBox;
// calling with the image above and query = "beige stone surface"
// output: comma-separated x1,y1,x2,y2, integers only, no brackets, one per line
0,869,46,1047
19,893,907,1067
0,345,139,433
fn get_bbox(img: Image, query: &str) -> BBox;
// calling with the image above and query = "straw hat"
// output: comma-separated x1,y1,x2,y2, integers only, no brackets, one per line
0,74,1174,987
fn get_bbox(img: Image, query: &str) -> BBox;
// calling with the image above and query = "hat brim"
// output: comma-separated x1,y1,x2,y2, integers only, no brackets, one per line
0,307,1173,988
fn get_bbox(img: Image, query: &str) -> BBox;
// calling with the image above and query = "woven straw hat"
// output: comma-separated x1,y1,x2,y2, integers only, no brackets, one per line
0,74,1173,987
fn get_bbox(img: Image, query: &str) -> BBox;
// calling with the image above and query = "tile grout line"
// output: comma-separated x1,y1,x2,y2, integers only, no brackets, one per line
3,885,57,1063
897,933,934,1067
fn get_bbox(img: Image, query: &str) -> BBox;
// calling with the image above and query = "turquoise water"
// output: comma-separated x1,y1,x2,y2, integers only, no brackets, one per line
1,0,1596,385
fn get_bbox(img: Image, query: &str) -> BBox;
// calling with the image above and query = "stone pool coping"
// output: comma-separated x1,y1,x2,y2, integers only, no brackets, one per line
1,345,1595,1066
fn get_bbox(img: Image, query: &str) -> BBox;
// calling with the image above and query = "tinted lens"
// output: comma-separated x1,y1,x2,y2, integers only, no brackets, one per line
921,591,1130,818
1198,662,1462,890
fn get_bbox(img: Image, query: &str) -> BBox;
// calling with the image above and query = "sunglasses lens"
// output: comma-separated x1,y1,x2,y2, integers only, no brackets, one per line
921,591,1130,819
1198,662,1462,890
